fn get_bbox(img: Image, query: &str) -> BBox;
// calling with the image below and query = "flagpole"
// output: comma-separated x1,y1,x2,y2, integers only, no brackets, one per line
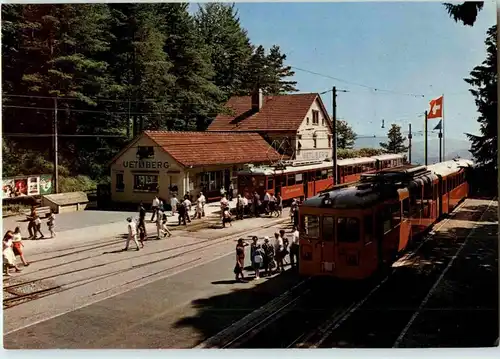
442,94,445,161
425,110,428,166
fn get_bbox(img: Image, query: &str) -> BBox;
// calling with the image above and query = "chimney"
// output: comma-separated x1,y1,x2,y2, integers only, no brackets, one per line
251,88,263,111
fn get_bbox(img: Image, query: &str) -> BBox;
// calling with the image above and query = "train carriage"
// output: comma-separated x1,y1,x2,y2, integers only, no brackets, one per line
237,154,405,202
298,159,474,280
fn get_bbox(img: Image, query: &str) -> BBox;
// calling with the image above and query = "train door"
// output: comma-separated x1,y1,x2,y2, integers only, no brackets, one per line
275,175,282,197
320,215,336,272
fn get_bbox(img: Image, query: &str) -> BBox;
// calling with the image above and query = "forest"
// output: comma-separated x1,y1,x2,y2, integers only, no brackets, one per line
2,3,299,186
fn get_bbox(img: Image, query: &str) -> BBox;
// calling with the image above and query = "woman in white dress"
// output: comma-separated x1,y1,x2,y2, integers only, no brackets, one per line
3,231,21,276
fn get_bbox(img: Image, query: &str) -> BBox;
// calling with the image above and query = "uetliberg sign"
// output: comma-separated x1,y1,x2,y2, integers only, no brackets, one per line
123,160,169,169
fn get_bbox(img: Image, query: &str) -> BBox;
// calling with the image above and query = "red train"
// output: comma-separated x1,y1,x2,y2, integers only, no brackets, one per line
298,159,474,280
237,154,405,202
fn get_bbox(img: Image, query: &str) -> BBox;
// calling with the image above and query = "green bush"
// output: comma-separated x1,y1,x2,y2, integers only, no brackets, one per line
59,175,97,193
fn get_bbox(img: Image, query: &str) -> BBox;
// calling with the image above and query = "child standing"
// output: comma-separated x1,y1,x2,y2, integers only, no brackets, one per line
47,210,55,238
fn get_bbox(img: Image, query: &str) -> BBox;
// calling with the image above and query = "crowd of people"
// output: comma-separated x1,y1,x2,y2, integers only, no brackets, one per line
234,227,300,282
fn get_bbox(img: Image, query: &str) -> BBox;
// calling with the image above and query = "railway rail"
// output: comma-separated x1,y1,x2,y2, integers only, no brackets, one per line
196,198,497,349
3,215,290,310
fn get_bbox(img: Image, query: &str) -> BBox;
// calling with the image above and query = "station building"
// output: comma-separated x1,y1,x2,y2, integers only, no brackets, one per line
109,130,282,205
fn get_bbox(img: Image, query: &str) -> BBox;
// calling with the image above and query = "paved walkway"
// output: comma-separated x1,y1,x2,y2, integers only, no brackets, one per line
3,205,292,338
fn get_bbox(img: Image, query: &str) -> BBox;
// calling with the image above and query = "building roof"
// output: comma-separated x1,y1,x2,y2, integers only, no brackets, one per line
207,93,328,132
144,131,282,168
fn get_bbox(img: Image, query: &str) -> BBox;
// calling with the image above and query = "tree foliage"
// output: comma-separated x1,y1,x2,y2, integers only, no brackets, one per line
379,124,409,154
2,3,297,179
336,120,357,149
443,2,484,27
465,25,497,173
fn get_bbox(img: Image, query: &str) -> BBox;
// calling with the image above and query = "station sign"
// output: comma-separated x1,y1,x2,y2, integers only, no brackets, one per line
122,160,170,170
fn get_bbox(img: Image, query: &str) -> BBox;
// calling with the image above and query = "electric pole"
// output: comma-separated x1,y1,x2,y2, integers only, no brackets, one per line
331,86,348,185
53,98,59,194
408,123,412,164
332,87,337,185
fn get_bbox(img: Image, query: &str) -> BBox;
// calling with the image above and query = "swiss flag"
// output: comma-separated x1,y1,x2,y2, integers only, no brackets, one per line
428,96,443,119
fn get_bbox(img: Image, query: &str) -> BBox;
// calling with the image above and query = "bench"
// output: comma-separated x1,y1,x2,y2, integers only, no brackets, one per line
24,206,51,219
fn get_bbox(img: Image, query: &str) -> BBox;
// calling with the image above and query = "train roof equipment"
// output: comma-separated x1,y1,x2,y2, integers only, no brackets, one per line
302,163,438,210
426,159,474,177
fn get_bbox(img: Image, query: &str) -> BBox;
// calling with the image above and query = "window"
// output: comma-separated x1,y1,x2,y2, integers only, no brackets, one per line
316,170,322,180
327,169,333,178
312,110,319,125
267,177,274,190
364,215,373,244
337,217,360,243
116,173,124,192
306,117,310,125
322,216,335,241
313,134,317,148
302,215,320,237
322,118,325,126
136,146,154,160
134,174,158,192
295,173,303,185
201,171,224,192
328,136,331,148
321,170,328,180
287,174,296,186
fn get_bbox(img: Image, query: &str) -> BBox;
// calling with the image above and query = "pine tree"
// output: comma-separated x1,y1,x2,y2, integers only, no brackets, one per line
444,2,484,27
266,45,298,94
156,3,224,131
465,25,497,173
108,3,175,134
380,124,409,154
194,3,253,100
336,120,357,149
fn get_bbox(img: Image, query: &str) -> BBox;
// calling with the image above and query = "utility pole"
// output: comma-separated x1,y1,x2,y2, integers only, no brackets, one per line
332,86,337,185
424,110,428,166
53,98,59,194
438,125,442,162
331,86,348,185
408,123,412,164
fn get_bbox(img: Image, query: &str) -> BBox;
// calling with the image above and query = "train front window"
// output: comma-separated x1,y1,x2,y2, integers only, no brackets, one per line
322,216,334,241
337,217,360,243
302,215,320,237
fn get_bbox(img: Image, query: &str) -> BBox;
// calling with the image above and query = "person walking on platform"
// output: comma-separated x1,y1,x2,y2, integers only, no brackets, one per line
156,209,164,239
290,228,300,269
47,210,56,238
276,192,283,217
12,227,29,266
262,236,275,277
234,238,248,282
274,232,284,273
138,202,147,237
150,196,160,222
161,212,172,237
170,194,179,216
124,217,140,251
177,202,187,226
199,192,206,217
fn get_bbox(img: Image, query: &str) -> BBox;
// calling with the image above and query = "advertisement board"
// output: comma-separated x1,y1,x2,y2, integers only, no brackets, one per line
1,174,53,199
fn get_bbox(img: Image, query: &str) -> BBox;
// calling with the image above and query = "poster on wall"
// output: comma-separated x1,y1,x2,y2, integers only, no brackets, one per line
14,179,28,196
39,175,53,195
28,177,40,196
2,179,15,199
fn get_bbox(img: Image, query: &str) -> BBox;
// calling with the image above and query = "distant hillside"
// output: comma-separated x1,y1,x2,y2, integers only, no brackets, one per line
354,136,472,164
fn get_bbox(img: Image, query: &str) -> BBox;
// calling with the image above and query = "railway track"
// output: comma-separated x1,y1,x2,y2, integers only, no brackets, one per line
200,198,496,349
3,216,290,310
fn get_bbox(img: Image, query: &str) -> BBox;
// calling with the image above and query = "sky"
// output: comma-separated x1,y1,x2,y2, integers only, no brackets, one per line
190,0,496,142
